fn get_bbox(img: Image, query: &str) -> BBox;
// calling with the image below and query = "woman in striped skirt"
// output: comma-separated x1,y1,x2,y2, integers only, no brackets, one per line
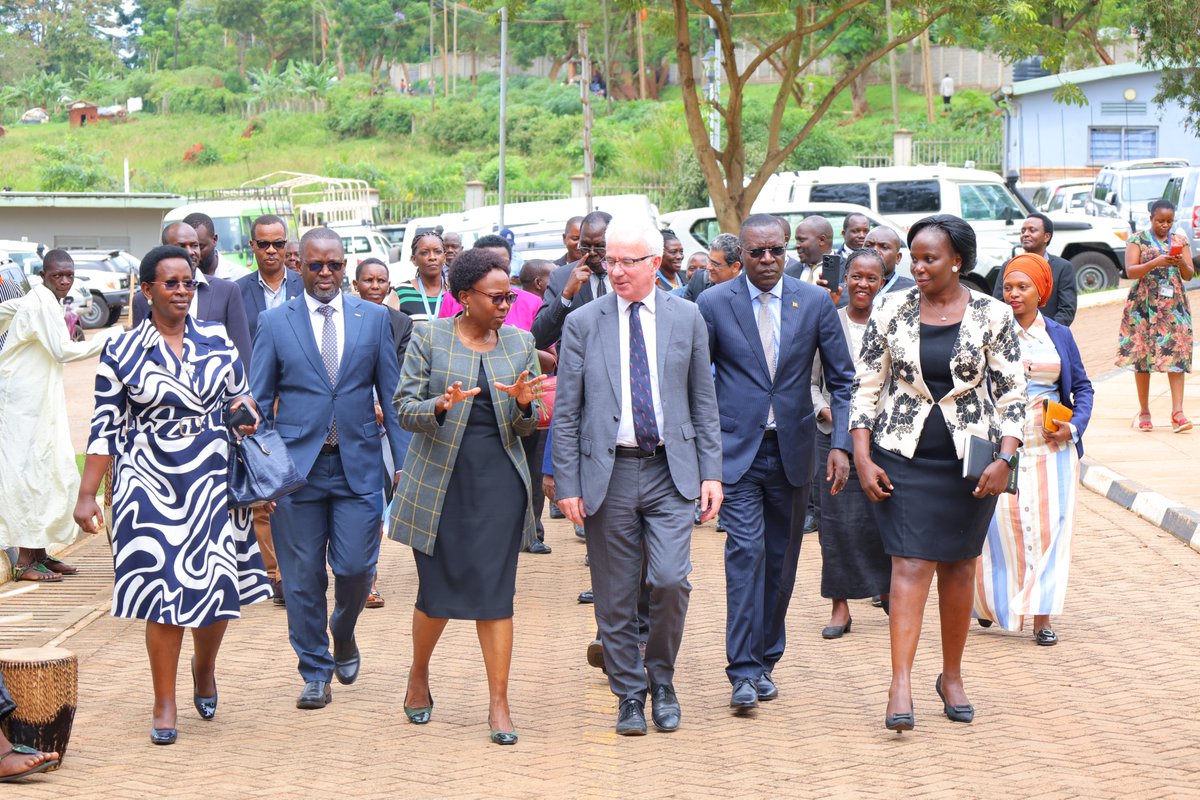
974,254,1094,645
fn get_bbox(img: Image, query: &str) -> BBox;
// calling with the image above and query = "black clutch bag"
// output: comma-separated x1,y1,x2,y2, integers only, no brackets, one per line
226,405,307,509
962,435,1018,495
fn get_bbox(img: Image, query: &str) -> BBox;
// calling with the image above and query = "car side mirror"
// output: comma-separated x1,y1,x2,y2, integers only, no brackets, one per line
1003,205,1014,226
389,245,402,263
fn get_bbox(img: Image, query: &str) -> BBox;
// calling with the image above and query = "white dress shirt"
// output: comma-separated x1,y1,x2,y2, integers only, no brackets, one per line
189,269,207,318
259,272,287,311
615,289,665,447
304,290,345,363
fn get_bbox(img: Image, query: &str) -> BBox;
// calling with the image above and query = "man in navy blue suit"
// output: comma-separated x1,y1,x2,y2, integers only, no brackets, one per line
251,227,405,709
236,215,304,607
696,214,856,712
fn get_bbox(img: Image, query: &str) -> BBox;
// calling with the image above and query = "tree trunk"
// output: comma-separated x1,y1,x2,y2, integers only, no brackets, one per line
849,72,869,120
549,56,566,83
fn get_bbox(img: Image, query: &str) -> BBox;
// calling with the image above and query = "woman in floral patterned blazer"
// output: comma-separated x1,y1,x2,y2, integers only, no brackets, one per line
848,215,1026,733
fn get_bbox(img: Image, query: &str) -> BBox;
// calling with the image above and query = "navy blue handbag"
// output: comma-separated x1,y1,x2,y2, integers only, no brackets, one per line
228,426,307,509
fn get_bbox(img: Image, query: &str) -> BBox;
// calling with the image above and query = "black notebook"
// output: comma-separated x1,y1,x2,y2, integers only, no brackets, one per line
962,435,1018,494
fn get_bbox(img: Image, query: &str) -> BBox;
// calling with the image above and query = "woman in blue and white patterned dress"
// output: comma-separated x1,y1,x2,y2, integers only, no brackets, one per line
73,245,271,746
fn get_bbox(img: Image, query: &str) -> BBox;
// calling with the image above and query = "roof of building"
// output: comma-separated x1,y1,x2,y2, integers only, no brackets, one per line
1012,62,1158,96
68,100,98,110
0,193,185,210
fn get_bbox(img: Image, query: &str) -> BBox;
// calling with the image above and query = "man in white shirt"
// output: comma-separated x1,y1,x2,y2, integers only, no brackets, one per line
183,212,252,281
554,215,722,736
941,73,954,110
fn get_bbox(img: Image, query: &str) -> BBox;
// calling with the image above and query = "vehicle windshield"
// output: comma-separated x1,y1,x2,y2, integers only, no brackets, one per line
958,183,1026,222
211,216,247,254
1123,173,1175,204
8,252,42,272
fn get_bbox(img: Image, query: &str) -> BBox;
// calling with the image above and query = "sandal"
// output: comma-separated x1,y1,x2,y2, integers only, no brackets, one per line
0,744,60,782
38,555,78,576
366,589,385,609
11,563,63,583
1134,412,1153,431
1172,411,1192,434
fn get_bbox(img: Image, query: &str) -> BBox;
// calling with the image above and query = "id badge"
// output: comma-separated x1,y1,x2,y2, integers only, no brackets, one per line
1161,282,1176,299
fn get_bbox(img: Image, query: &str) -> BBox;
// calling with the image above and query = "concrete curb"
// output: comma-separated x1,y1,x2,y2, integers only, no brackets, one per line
1080,456,1200,551
1076,286,1129,310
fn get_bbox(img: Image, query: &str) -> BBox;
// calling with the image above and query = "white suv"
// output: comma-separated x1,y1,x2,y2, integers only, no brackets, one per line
762,166,1128,292
1092,158,1190,234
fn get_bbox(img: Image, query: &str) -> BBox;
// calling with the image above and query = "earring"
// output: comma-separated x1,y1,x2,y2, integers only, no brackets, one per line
464,305,470,318
952,267,959,273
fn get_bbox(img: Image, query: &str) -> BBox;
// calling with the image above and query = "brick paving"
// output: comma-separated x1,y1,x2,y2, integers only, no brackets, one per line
3,487,1199,799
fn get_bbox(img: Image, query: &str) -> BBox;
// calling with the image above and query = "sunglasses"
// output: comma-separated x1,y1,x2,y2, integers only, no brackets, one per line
254,239,287,251
577,244,607,254
471,289,518,306
154,279,198,291
305,261,346,273
746,245,787,259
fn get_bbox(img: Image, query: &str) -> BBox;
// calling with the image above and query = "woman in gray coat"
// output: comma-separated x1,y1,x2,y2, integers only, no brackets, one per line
388,248,545,745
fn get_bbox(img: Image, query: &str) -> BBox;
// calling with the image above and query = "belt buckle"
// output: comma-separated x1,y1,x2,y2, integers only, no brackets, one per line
178,417,203,437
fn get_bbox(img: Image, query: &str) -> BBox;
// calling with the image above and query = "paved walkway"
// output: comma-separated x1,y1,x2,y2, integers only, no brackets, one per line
5,488,1200,799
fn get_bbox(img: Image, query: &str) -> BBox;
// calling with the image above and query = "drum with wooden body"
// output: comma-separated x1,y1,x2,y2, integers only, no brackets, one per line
0,647,77,767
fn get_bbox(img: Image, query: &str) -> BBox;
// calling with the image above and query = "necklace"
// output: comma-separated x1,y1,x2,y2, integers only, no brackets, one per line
923,285,965,322
455,318,494,347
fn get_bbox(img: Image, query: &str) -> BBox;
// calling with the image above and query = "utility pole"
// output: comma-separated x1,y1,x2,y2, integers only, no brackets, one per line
578,23,594,212
498,6,509,229
635,8,647,100
441,0,449,97
452,2,458,95
428,0,436,111
602,0,613,114
885,0,899,125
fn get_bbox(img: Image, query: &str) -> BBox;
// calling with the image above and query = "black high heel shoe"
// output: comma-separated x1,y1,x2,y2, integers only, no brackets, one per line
884,710,914,732
150,727,177,745
935,674,974,723
191,657,218,721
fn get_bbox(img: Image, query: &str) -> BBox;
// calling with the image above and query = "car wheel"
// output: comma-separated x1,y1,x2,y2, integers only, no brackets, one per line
80,293,109,329
105,305,123,327
1070,252,1120,293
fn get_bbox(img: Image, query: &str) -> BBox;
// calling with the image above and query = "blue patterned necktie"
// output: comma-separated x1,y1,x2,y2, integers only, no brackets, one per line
628,301,659,452
317,304,339,446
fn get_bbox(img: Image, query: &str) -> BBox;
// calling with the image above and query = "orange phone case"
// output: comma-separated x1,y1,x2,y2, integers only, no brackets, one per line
1042,399,1074,432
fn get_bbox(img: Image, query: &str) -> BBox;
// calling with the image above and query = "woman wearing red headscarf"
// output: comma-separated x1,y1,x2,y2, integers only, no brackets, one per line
973,254,1094,645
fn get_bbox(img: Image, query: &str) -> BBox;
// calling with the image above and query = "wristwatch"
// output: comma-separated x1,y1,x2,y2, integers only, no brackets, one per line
994,452,1017,470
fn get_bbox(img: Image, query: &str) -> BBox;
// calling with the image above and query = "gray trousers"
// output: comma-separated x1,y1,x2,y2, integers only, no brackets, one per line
585,453,693,704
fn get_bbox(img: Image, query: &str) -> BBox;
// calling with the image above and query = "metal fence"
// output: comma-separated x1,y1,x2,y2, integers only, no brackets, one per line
594,183,672,208
378,198,463,223
484,190,570,205
854,153,894,168
911,139,1002,170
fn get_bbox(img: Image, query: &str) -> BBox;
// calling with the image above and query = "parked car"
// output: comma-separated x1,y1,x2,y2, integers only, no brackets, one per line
1,258,85,341
329,223,404,275
0,262,31,298
0,244,94,318
761,166,1127,292
1092,158,1191,234
1162,167,1200,256
59,250,134,329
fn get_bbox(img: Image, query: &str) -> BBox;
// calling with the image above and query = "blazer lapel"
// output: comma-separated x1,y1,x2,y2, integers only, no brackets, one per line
777,281,801,371
285,299,328,381
896,289,933,400
654,290,675,386
730,278,771,380
285,271,304,300
196,280,213,319
598,296,621,405
336,296,366,388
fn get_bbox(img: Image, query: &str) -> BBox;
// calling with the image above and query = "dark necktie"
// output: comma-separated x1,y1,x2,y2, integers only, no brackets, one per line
594,271,607,297
317,304,339,446
628,301,658,452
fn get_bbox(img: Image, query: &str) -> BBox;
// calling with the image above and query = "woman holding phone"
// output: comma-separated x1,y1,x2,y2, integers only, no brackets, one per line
1116,199,1194,432
974,254,1094,645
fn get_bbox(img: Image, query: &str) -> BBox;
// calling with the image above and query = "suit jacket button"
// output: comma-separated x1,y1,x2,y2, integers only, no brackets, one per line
612,415,619,422
608,448,614,454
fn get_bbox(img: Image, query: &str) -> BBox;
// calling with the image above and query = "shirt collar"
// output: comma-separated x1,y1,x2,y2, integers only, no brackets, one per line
193,268,209,286
304,291,344,315
259,271,284,292
617,287,657,315
745,273,783,300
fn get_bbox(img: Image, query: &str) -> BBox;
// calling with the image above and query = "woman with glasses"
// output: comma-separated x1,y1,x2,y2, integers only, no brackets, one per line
388,248,546,745
73,245,271,745
395,232,447,324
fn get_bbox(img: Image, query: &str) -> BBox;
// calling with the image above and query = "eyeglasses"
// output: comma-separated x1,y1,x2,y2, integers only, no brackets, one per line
577,244,607,254
154,279,198,291
746,246,788,259
305,261,346,273
602,254,654,269
254,239,287,251
470,289,518,306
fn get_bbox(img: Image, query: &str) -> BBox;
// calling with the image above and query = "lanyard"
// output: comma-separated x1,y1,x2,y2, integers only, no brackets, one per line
417,280,444,319
656,269,681,290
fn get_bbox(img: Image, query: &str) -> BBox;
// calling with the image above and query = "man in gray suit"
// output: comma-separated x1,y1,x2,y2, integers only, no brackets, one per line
554,215,723,736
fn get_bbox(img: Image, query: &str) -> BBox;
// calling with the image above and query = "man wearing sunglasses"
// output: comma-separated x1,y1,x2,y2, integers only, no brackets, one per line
134,221,253,370
696,213,855,714
250,227,406,710
532,210,613,350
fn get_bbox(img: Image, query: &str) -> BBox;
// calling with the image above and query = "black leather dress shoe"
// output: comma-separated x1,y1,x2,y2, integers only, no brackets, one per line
615,699,647,736
296,680,332,709
577,588,594,604
271,578,286,607
821,617,853,639
333,639,360,685
525,541,552,555
803,514,819,533
755,672,778,701
150,727,177,745
650,685,681,732
730,678,759,712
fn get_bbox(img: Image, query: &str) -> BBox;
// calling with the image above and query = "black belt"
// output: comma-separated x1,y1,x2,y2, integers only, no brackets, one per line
319,443,340,455
615,444,665,459
762,429,778,440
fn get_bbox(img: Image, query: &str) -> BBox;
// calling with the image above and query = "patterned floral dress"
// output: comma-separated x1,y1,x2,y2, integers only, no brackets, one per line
87,318,272,627
1115,231,1192,373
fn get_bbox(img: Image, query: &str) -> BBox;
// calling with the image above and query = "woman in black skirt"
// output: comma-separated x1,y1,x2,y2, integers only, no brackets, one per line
849,216,1026,732
812,249,892,638
389,248,546,745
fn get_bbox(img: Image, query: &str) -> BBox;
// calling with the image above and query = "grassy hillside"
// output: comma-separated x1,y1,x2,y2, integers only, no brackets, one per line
0,76,998,211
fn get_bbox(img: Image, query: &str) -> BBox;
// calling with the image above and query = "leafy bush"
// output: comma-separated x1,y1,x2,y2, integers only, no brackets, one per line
426,103,495,150
165,86,241,115
325,95,416,138
34,141,115,191
663,147,709,211
479,155,527,190
783,125,853,170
